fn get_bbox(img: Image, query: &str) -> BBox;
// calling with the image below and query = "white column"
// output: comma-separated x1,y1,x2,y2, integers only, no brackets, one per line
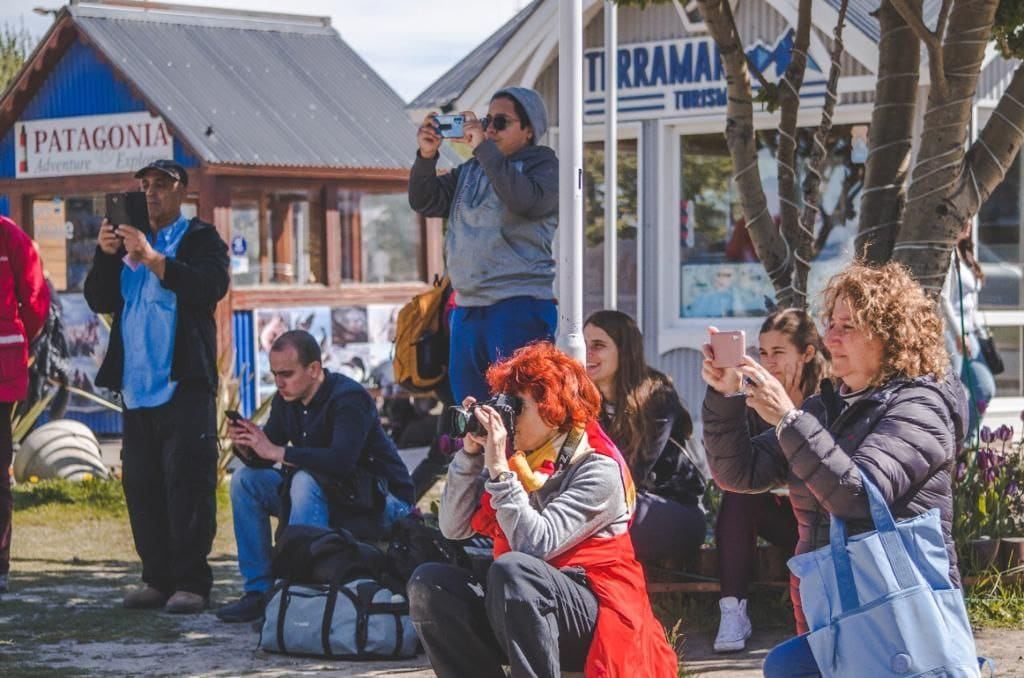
558,0,585,362
603,0,618,310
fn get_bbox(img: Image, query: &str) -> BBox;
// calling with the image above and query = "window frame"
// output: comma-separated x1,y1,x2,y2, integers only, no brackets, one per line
655,106,875,355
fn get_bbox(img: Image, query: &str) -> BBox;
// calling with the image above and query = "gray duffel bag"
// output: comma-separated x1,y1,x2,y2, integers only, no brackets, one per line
259,577,418,659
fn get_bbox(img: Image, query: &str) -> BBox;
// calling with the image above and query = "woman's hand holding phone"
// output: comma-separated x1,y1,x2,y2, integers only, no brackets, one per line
701,327,744,395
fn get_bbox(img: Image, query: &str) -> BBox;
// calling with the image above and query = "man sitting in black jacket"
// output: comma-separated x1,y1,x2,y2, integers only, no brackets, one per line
217,330,414,623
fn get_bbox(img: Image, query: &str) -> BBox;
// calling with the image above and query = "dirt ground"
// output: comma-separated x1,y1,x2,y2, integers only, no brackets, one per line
4,546,1024,677
4,462,1024,676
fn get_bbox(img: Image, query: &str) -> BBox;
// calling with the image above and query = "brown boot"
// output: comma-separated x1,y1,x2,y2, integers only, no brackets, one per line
123,586,168,609
164,590,207,614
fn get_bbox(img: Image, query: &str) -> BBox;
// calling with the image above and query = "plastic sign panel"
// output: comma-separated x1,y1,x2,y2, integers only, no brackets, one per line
583,29,826,122
16,111,174,179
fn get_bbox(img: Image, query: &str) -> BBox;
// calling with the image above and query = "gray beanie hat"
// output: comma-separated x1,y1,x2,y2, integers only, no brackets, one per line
493,86,548,142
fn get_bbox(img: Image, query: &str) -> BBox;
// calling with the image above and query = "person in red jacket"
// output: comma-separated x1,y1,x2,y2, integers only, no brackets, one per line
0,216,50,593
408,342,677,678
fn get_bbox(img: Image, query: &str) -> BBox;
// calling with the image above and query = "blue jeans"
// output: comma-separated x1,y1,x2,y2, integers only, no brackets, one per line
230,467,411,593
449,296,558,402
763,633,820,677
953,349,996,440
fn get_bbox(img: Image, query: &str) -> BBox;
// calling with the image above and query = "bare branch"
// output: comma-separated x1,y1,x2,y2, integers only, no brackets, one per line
935,0,952,43
697,0,793,304
795,0,849,299
722,0,772,94
888,0,948,98
774,0,811,307
963,63,1024,213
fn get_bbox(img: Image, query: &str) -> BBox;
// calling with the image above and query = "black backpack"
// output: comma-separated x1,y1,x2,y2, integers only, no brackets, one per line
271,525,397,589
385,515,473,588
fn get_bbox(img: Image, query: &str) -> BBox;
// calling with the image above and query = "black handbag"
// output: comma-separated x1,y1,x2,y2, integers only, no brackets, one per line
978,330,1005,375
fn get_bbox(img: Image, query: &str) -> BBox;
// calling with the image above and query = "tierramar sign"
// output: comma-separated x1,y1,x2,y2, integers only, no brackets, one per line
15,111,174,179
583,30,827,122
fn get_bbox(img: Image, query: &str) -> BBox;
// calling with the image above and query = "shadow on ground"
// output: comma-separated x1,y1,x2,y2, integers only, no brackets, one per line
0,556,433,677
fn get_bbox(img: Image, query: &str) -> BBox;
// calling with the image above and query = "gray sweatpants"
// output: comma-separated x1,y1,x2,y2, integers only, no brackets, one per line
408,551,598,678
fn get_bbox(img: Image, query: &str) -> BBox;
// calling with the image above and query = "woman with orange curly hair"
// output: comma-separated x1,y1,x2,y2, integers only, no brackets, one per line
701,262,968,676
408,342,677,678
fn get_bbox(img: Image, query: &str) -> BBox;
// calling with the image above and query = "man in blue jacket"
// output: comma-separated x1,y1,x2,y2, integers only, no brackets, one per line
409,86,558,403
217,330,414,623
85,159,228,614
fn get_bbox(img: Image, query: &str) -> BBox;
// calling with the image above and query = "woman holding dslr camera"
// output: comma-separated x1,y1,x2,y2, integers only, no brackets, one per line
408,342,676,678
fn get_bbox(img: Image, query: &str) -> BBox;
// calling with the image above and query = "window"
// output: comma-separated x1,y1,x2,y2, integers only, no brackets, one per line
991,325,1022,397
229,191,323,286
34,193,196,293
582,138,639,318
677,125,865,318
339,190,424,283
978,152,1022,308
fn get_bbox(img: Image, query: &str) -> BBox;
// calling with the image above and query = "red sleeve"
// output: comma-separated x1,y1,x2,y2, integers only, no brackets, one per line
4,219,50,341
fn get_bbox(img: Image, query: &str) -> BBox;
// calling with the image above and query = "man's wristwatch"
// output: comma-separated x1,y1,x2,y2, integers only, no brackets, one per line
490,471,515,483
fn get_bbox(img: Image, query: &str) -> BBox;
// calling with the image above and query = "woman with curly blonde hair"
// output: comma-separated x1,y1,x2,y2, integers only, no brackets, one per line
700,262,967,676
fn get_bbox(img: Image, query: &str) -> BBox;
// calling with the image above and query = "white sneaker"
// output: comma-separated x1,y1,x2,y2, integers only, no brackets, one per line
714,596,752,652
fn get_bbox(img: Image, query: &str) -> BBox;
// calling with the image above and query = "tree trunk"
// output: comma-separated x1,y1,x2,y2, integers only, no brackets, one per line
857,1,920,264
698,0,794,306
775,0,812,308
954,63,1024,230
893,0,1000,292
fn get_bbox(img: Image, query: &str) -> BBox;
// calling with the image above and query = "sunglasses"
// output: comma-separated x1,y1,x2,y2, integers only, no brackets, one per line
480,114,520,132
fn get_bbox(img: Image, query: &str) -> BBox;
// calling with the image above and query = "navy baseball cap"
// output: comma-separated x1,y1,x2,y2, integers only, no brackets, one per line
134,159,188,186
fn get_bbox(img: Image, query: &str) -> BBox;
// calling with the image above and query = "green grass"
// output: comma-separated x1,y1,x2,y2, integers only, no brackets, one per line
13,477,128,516
13,477,231,520
965,570,1024,629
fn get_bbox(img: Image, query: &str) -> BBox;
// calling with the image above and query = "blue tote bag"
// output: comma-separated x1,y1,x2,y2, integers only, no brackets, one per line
787,472,980,677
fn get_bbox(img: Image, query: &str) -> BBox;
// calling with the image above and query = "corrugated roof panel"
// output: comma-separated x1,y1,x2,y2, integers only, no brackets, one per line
0,38,200,178
823,0,943,43
70,5,418,169
408,0,542,110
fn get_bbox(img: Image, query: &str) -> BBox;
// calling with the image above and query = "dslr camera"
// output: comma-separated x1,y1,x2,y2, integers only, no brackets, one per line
446,394,522,439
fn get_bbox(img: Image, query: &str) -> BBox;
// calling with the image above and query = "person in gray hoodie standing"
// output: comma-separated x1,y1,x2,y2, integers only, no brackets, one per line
409,87,558,402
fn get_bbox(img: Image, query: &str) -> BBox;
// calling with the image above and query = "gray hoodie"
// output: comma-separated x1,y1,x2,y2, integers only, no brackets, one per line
408,88,558,307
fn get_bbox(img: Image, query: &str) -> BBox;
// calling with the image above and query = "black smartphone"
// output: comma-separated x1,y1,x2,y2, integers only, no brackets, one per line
224,409,243,424
105,191,151,235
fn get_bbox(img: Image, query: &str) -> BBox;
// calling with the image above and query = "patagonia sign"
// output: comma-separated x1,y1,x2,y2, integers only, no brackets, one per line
16,111,174,179
583,30,824,122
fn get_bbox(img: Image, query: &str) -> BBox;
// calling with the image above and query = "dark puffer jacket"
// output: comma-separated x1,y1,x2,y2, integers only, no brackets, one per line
702,374,966,590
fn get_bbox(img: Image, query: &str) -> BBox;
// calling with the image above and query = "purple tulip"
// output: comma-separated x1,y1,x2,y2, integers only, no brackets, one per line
977,448,993,471
956,462,968,482
996,425,1014,442
1008,481,1020,496
984,467,998,485
980,426,994,444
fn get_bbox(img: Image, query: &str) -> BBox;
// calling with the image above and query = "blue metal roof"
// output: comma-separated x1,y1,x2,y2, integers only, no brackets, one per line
68,3,417,170
408,0,543,110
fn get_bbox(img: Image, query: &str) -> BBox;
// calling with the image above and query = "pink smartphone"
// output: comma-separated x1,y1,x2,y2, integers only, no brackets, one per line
710,330,746,368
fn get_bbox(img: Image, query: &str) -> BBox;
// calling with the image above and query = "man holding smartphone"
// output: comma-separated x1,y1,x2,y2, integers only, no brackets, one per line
216,330,414,623
85,159,229,614
408,87,559,404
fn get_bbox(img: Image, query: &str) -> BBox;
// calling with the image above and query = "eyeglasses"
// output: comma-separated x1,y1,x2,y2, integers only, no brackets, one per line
481,114,520,132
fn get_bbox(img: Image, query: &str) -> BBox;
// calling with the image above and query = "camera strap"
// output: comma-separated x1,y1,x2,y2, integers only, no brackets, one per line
553,427,585,474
